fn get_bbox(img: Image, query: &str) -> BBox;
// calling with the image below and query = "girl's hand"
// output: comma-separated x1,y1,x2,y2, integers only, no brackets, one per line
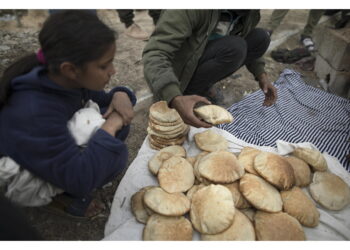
101,111,124,136
103,91,134,125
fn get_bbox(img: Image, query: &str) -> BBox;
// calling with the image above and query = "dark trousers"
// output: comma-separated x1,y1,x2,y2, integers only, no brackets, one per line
184,28,270,96
117,9,161,27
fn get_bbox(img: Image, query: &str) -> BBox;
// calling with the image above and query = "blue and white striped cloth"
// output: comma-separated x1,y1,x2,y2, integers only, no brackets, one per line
218,69,350,171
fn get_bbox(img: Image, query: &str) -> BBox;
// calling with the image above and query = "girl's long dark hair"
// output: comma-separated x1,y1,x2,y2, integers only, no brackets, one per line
0,10,117,108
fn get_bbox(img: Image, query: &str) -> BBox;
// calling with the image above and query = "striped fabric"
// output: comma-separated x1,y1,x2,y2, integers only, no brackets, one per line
218,69,350,171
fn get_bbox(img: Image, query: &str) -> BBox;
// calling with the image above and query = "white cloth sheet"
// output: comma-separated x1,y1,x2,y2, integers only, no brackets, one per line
104,126,350,241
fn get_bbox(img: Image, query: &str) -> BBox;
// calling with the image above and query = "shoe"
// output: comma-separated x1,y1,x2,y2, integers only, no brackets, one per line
41,193,106,220
300,36,316,52
125,23,149,40
204,86,225,106
266,29,273,37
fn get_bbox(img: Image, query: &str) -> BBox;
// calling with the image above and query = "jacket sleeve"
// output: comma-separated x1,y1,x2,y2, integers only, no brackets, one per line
87,86,137,109
4,104,129,198
245,57,266,80
142,10,199,103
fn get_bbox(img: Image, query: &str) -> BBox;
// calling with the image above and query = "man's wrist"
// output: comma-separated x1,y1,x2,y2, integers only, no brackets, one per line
169,95,181,108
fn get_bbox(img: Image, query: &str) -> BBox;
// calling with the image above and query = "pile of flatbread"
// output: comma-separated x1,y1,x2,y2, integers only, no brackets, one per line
131,129,350,241
147,101,189,150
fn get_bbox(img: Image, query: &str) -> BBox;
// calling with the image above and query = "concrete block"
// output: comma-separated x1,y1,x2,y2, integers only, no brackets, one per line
315,54,350,99
314,27,350,71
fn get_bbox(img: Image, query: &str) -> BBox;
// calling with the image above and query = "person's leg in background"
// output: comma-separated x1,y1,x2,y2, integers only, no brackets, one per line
300,10,325,51
266,9,289,36
116,9,149,40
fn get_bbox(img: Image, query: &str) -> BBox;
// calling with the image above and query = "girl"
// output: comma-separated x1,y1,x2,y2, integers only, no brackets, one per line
0,10,136,218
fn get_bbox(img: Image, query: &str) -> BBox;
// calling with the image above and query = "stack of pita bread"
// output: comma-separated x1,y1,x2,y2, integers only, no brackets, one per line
147,101,189,150
131,129,350,240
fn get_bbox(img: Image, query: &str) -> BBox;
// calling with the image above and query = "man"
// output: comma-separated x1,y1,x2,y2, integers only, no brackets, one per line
143,10,277,128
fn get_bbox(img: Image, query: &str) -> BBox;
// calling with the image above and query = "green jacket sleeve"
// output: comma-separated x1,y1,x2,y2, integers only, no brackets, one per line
142,10,199,103
246,57,266,80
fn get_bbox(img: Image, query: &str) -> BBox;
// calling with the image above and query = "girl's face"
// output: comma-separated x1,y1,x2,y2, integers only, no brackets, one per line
76,43,117,91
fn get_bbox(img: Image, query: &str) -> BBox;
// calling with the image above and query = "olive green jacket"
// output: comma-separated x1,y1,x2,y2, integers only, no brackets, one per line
143,9,265,103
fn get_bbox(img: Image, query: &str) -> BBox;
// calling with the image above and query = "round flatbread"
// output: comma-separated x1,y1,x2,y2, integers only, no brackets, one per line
190,184,235,234
194,130,228,152
285,156,311,187
223,182,251,209
148,145,186,175
309,171,350,211
158,155,195,193
292,147,327,172
198,151,244,184
130,186,155,224
254,152,295,190
193,152,212,184
149,101,181,123
255,211,306,241
143,187,190,216
149,115,183,127
239,208,256,222
194,105,233,125
238,147,261,175
239,173,283,212
201,209,255,241
281,186,319,227
186,184,206,201
143,214,193,241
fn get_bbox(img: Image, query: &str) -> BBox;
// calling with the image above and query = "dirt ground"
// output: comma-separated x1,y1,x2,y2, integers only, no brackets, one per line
0,9,324,240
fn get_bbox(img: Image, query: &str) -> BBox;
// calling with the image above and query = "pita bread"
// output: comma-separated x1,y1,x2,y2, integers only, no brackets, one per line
186,184,206,201
292,147,327,172
147,126,189,139
130,186,155,224
193,152,212,184
148,120,185,133
201,209,255,241
254,152,295,190
238,147,261,175
223,182,251,209
309,171,350,211
148,135,187,149
194,105,233,125
148,145,186,175
149,101,181,123
149,115,183,127
239,173,283,212
143,214,193,241
239,208,256,222
198,151,245,183
285,156,311,187
281,187,320,227
190,184,235,234
186,156,196,166
158,155,195,193
143,187,190,216
194,130,228,152
255,211,306,241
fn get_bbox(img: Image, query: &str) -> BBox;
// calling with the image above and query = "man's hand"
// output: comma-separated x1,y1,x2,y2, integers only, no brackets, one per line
103,91,134,126
258,73,277,106
170,95,213,128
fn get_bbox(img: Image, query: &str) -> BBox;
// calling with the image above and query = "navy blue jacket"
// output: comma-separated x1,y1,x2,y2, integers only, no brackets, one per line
0,66,137,197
